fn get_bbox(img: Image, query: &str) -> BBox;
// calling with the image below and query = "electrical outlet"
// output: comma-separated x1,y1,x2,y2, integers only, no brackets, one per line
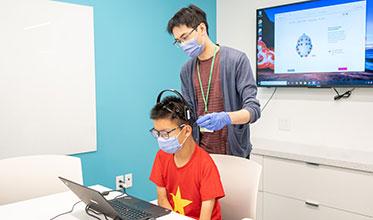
116,175,124,190
124,173,133,188
278,118,291,131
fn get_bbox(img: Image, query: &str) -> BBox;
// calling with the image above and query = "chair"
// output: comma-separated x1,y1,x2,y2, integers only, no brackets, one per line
210,154,262,220
0,154,83,205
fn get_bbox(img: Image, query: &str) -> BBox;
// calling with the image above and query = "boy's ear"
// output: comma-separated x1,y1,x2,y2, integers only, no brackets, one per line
185,124,193,136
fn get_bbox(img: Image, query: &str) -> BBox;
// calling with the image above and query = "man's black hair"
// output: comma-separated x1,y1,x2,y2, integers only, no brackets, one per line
167,4,209,36
150,96,190,126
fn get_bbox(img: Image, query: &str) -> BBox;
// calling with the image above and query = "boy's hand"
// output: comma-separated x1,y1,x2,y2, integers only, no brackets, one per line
199,199,215,220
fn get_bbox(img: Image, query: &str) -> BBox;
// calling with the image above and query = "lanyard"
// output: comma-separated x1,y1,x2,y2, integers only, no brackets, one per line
197,46,218,113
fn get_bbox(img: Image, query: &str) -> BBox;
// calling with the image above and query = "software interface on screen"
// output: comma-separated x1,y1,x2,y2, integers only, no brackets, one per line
257,0,373,87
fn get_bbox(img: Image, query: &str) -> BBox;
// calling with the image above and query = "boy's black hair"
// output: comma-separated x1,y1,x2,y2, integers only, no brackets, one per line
167,4,209,36
150,96,190,126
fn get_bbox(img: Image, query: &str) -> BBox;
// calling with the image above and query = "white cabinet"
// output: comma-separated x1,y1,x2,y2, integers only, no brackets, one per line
256,191,263,220
263,192,373,220
253,154,373,220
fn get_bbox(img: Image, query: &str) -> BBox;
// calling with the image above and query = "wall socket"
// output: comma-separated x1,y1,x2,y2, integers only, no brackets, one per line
278,118,291,131
116,175,124,190
115,173,133,190
124,173,133,188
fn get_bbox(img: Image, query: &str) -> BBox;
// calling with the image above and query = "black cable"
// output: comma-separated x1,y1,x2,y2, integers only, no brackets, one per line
118,182,127,192
101,189,124,196
114,185,127,199
50,188,126,220
102,181,126,198
85,204,109,220
261,87,277,113
50,201,82,220
333,87,355,100
85,205,101,220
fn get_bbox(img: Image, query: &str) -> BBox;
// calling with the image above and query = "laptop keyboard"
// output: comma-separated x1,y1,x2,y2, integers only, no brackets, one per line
110,199,152,220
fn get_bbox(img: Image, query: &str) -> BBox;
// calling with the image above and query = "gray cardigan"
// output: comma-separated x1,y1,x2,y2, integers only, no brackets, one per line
180,46,261,157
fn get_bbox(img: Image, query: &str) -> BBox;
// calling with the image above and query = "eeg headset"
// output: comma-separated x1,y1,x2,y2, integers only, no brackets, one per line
156,89,196,125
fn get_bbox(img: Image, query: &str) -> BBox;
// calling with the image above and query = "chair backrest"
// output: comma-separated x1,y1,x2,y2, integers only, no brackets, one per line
211,154,262,220
0,154,83,205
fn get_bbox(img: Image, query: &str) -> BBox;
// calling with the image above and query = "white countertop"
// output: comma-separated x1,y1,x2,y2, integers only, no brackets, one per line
0,185,193,220
251,138,373,173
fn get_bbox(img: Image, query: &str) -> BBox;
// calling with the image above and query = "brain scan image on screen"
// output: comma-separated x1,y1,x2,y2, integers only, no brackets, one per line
257,40,275,70
256,0,372,87
296,33,313,58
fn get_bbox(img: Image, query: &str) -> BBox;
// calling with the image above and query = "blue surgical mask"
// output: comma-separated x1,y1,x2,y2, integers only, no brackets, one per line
157,128,188,154
180,37,204,58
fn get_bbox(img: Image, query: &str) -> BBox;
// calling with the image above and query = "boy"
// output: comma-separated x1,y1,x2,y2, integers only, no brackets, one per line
149,94,224,220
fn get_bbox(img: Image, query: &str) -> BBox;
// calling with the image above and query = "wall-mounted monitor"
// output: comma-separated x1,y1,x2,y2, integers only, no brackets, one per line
256,0,373,87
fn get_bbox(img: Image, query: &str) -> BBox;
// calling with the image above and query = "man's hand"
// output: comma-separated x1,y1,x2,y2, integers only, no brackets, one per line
196,112,231,131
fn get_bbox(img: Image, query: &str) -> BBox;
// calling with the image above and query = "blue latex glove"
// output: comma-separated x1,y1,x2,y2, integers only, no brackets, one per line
196,112,232,131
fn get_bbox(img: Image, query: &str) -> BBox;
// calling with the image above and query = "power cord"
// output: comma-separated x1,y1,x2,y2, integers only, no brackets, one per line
116,181,128,199
50,200,82,220
101,188,126,196
261,87,277,113
333,87,355,100
102,189,127,200
50,188,126,220
101,180,126,196
102,180,127,198
85,204,109,220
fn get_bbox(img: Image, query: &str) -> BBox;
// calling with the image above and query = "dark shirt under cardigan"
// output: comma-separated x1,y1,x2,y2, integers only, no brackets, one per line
180,46,261,158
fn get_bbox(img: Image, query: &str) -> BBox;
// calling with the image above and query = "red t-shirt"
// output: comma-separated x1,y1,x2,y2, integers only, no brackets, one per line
149,144,225,220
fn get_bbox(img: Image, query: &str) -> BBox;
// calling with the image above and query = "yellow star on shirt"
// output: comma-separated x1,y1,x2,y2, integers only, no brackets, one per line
170,186,192,215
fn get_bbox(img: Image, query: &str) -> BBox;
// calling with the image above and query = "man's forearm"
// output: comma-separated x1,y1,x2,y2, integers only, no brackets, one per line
227,109,251,124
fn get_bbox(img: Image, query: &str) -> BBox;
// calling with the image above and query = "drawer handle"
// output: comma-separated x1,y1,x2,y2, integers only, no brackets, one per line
305,201,319,208
305,162,320,166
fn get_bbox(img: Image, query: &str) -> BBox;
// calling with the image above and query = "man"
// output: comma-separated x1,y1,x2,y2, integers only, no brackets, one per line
149,94,225,220
167,5,261,158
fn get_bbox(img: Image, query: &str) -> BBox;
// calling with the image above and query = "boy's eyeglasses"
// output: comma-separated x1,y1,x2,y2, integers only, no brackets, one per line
150,124,185,139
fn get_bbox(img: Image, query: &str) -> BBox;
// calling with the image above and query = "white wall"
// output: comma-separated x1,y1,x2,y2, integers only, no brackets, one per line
0,1,96,159
217,0,373,153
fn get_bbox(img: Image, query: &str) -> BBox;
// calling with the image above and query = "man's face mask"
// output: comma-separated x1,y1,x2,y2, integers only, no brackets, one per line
180,36,204,58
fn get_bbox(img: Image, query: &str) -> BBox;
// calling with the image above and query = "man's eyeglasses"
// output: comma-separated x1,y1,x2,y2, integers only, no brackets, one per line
149,124,185,139
173,26,198,46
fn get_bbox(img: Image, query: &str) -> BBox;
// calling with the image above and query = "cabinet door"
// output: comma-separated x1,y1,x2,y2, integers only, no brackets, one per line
263,192,373,220
256,191,263,220
263,156,373,217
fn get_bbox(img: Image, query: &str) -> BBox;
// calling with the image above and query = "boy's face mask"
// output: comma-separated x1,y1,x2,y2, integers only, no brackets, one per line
157,127,189,154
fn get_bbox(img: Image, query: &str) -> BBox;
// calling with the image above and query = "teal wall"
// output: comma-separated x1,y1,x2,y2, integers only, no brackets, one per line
60,0,216,200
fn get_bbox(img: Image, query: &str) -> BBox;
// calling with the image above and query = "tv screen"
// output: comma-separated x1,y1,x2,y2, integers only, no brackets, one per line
256,0,373,87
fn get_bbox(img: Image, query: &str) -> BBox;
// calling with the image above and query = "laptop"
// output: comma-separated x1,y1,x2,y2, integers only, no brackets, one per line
59,177,171,220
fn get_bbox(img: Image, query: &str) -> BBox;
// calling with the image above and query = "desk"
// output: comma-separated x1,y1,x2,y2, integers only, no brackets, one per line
0,185,193,220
